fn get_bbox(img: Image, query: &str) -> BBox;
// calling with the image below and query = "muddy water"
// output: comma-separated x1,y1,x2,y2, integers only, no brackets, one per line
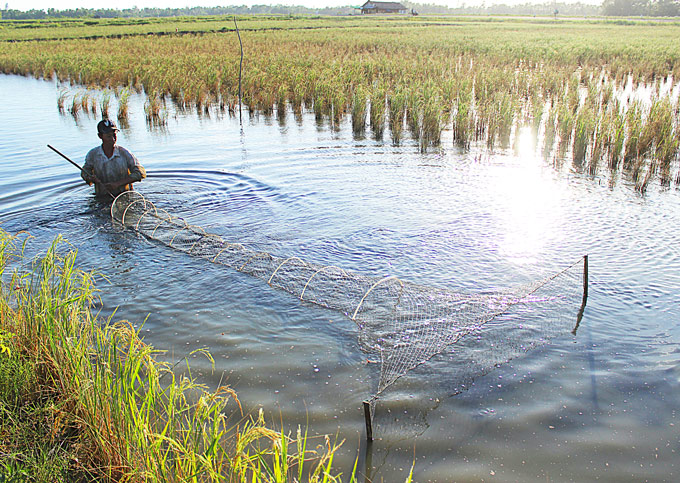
1,74,679,482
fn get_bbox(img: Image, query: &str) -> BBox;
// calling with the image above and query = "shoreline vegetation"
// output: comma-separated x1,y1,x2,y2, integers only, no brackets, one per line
0,228,379,482
1,15,679,190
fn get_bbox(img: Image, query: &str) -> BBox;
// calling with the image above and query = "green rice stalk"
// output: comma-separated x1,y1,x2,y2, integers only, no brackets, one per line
117,88,131,121
623,102,644,167
57,88,69,113
388,89,407,145
99,90,112,118
573,104,595,167
369,85,385,141
70,92,81,117
351,85,368,135
419,84,443,152
542,100,557,160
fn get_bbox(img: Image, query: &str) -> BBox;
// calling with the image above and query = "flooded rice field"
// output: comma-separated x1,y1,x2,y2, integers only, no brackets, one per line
1,74,679,482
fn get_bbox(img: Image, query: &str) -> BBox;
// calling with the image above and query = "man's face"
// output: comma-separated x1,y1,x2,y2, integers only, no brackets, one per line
100,131,117,145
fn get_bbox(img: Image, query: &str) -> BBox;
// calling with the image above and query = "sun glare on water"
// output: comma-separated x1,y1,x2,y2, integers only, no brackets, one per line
491,128,566,265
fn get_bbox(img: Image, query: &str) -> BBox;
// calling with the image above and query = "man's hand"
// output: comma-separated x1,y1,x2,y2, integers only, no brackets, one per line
83,173,100,185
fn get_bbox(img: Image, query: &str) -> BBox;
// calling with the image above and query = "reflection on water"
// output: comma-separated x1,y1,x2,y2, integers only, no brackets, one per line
1,74,680,482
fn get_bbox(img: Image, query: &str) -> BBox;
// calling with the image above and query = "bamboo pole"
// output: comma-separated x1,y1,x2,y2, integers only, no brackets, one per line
47,144,115,199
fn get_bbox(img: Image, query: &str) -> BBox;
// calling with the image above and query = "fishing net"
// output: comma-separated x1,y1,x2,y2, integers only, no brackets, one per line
111,191,587,431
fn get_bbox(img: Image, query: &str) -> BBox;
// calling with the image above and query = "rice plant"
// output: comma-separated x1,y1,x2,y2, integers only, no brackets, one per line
556,100,575,158
0,229,351,482
1,15,679,184
388,88,407,145
351,85,368,136
623,102,645,168
117,87,131,121
573,104,596,167
419,84,444,152
369,84,386,141
542,101,557,160
144,90,167,125
99,90,112,118
57,87,69,112
70,92,81,117
80,91,96,114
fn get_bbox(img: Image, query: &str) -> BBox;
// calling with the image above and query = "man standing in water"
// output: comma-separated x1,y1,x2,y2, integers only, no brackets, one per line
82,119,146,197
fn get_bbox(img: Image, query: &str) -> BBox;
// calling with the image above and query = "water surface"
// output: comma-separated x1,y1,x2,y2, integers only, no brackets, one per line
1,74,679,482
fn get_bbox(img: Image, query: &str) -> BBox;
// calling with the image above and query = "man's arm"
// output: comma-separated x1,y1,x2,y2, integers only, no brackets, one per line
81,151,99,185
123,147,147,184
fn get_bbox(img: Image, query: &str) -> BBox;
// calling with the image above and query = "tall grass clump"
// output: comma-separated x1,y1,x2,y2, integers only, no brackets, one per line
351,85,368,136
81,91,96,114
144,90,167,125
69,92,81,117
57,87,69,113
419,85,444,152
556,100,576,158
573,104,595,167
542,101,558,159
603,105,626,170
100,90,112,118
369,84,386,140
388,88,407,145
623,102,645,169
0,229,348,482
117,87,131,121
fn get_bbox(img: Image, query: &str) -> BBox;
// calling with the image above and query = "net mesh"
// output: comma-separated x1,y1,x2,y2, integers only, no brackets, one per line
111,192,587,416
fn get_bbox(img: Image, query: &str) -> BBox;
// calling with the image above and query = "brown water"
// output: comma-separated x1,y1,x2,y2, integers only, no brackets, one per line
1,74,679,482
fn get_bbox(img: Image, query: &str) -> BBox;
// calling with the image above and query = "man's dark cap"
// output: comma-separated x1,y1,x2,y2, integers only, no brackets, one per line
97,119,119,134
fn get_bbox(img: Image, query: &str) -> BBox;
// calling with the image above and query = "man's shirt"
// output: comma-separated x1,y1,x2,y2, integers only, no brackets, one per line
82,145,146,197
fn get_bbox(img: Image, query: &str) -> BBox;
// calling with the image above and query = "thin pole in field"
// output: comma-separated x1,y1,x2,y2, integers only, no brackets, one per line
234,16,243,125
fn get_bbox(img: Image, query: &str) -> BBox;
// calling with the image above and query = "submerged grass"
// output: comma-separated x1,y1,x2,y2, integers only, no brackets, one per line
0,228,351,482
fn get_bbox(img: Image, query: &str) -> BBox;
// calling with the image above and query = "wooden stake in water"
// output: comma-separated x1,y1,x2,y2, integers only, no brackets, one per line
573,254,589,335
583,254,589,299
363,400,373,441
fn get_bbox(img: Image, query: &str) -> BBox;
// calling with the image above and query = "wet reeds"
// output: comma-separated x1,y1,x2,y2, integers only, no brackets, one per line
5,16,680,187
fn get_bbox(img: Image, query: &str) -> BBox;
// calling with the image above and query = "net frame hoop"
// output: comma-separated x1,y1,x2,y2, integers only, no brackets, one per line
134,201,159,230
300,265,348,301
268,256,305,285
351,275,404,321
150,216,175,238
134,210,154,230
170,223,206,248
188,233,223,254
238,251,273,272
110,191,137,222
153,215,189,239
212,242,246,263
120,199,149,226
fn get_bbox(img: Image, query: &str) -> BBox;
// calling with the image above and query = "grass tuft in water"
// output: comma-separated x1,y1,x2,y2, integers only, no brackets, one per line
117,87,131,121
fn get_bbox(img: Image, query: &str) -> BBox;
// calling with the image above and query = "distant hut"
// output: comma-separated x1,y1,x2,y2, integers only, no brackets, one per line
360,1,409,14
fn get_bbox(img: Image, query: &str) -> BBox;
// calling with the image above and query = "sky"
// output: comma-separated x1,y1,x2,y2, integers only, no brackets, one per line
4,0,600,12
